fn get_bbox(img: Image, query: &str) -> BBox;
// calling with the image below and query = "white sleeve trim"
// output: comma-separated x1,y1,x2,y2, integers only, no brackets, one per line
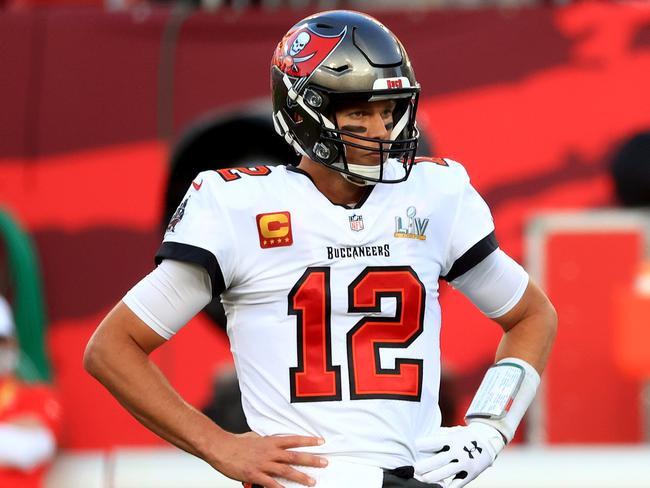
451,249,529,318
123,259,212,340
0,424,56,471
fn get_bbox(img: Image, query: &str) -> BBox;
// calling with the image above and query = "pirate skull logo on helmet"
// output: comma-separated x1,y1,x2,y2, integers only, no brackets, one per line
289,31,311,56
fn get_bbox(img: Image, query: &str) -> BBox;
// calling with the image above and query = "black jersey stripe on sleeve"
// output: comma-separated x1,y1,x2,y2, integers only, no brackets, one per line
441,231,498,282
155,242,226,297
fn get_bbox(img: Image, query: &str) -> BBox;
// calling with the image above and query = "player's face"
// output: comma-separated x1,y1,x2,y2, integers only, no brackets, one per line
334,99,396,165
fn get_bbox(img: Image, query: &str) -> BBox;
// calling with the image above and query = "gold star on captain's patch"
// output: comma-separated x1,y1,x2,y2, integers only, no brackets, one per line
263,240,267,246
270,239,275,244
284,237,290,243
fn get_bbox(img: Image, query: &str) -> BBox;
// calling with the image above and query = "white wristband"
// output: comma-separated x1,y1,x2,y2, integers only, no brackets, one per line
465,357,540,443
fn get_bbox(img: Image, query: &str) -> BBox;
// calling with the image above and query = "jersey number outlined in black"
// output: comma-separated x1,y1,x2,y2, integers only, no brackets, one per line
215,166,272,182
288,266,425,403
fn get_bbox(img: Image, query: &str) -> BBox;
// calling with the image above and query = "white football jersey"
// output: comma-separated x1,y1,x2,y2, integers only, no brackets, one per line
157,158,496,469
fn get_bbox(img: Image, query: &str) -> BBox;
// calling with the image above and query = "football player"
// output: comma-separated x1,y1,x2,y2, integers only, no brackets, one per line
85,10,556,488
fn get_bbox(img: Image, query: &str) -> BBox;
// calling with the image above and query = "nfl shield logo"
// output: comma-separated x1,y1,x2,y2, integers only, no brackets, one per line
349,214,364,232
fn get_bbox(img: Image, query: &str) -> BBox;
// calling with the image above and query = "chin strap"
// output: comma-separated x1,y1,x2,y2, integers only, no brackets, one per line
334,161,389,186
340,173,372,187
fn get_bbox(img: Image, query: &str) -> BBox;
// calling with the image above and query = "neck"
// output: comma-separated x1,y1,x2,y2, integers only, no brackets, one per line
296,157,370,206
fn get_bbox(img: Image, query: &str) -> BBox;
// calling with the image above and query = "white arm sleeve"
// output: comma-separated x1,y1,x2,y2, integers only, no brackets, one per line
122,259,212,340
450,249,529,318
0,424,56,471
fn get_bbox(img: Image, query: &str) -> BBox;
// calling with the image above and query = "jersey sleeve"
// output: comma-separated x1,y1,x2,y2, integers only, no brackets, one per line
451,249,529,318
440,162,498,282
155,172,234,296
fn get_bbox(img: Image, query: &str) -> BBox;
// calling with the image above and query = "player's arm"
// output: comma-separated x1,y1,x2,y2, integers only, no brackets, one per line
492,278,557,373
451,250,557,439
416,250,556,488
84,301,211,455
84,261,325,488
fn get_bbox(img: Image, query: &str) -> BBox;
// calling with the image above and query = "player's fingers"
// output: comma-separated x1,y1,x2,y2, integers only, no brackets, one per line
267,462,316,487
414,451,455,474
419,462,461,484
279,449,328,468
448,474,472,488
255,473,286,488
415,437,448,453
273,435,324,449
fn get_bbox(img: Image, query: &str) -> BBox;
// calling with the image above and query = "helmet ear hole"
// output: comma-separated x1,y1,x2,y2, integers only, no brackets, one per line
313,141,339,164
314,142,331,161
304,89,323,108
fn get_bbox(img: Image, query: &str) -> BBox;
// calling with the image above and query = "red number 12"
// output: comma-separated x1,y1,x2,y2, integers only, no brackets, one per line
288,266,425,402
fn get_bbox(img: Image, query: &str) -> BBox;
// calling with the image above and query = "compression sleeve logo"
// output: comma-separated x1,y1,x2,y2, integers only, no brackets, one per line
256,211,293,248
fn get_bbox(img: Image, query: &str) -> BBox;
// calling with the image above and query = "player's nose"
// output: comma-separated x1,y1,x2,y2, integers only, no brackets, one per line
366,112,390,141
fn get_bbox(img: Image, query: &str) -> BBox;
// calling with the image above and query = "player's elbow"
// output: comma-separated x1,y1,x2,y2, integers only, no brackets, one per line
83,327,114,380
83,335,103,379
534,294,558,361
541,294,558,341
526,281,558,342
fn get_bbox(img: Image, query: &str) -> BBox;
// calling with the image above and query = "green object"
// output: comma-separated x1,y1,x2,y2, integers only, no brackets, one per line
0,208,51,382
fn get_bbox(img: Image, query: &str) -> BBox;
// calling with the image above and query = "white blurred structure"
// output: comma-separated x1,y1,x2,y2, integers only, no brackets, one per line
46,446,650,488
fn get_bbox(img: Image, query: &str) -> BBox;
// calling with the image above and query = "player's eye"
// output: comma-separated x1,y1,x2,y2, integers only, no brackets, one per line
348,111,365,118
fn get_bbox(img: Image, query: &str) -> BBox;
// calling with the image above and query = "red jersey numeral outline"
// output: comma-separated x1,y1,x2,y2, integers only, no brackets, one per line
288,268,342,402
216,165,272,182
288,266,425,403
347,267,424,400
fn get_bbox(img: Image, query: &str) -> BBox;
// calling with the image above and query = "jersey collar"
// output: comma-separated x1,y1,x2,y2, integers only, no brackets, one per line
285,165,376,210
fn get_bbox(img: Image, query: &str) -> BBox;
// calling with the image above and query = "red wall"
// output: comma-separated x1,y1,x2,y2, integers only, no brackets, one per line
544,230,644,443
1,2,649,448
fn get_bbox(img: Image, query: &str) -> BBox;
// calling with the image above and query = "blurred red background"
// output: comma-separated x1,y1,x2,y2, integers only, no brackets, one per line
1,2,649,449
